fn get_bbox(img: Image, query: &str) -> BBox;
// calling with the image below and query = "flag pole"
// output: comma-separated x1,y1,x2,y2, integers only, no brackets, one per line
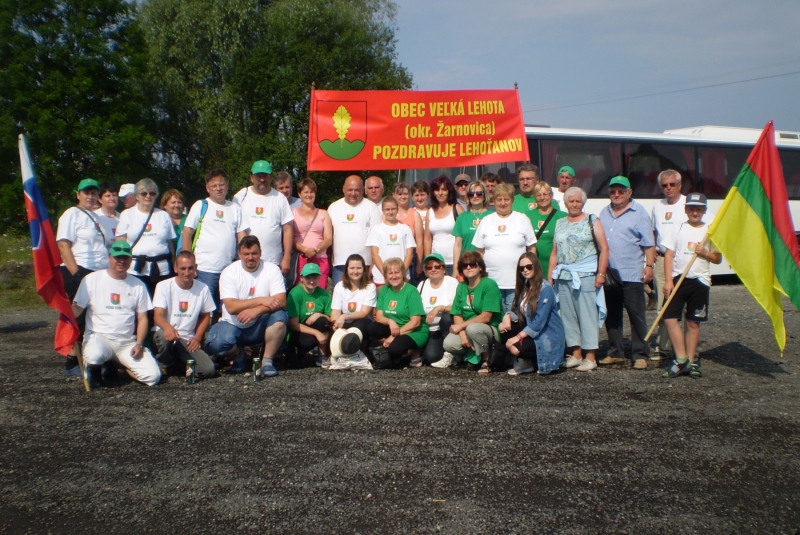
644,233,708,342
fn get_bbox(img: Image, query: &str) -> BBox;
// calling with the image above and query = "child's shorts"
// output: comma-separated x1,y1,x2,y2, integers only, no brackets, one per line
663,277,710,322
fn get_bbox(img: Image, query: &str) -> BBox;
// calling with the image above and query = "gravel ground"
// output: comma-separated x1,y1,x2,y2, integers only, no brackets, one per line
1,282,799,535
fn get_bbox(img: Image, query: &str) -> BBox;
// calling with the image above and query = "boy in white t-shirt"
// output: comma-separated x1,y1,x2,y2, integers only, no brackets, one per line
72,241,161,389
153,251,217,380
181,169,249,311
365,196,416,285
661,193,721,378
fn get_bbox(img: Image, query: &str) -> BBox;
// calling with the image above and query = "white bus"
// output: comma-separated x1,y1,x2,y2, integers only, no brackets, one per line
399,124,800,275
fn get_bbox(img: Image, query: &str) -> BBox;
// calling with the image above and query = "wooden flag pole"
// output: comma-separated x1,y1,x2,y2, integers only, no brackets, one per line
644,233,709,342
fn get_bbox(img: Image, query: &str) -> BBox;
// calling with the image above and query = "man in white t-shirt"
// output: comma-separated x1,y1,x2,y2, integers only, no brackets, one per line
365,175,385,207
72,241,161,389
328,175,382,286
651,169,685,359
182,168,249,312
205,236,288,377
233,160,294,274
153,251,217,380
273,170,302,209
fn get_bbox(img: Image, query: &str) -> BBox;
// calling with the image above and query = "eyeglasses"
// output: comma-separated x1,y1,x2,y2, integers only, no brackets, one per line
139,191,157,197
425,264,443,271
660,182,679,189
467,191,484,198
459,261,479,269
517,263,535,273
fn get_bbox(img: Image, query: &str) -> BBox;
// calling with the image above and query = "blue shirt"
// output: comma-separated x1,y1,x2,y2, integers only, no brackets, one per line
599,200,654,283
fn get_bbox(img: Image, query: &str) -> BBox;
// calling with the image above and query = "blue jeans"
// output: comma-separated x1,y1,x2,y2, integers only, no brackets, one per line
331,265,345,287
196,270,221,311
500,288,517,320
206,310,289,357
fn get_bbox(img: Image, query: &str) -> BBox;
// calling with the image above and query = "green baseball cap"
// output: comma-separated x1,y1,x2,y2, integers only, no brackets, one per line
558,166,576,177
423,252,445,265
609,176,631,188
74,178,100,193
109,241,133,258
251,160,273,174
300,263,321,277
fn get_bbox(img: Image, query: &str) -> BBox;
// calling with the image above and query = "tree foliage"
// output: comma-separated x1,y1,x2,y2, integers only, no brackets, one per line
0,0,154,232
0,0,411,233
141,0,411,205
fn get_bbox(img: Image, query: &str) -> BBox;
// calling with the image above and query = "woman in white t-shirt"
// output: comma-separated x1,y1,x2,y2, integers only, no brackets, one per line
116,178,176,296
416,253,458,365
365,196,416,286
424,175,464,275
330,254,377,346
411,181,431,285
93,182,120,248
57,178,110,376
473,183,537,315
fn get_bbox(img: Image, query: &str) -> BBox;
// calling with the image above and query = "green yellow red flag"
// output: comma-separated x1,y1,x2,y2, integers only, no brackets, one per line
707,121,800,355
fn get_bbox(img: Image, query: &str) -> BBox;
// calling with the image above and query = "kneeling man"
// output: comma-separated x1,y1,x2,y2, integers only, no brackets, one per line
206,236,287,377
72,241,161,387
152,251,217,380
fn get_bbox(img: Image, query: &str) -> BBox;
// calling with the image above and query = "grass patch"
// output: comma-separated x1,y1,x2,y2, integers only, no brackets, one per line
0,234,46,311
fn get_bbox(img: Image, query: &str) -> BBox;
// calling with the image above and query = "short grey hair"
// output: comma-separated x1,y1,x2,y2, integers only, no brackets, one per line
658,169,681,184
135,178,159,196
563,186,587,205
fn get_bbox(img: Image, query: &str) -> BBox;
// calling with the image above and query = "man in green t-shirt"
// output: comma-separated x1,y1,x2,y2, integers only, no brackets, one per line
512,163,559,223
287,263,332,367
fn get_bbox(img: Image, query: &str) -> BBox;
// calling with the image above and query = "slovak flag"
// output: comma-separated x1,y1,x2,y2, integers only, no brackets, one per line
19,134,79,356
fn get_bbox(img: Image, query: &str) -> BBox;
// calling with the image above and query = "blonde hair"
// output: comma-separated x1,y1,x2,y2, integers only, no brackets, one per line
493,182,515,200
382,257,407,281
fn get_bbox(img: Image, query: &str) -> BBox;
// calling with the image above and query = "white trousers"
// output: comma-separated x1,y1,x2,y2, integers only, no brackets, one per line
83,333,162,386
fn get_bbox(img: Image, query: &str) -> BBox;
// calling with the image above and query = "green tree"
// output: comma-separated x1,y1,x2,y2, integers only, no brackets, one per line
0,0,154,232
141,0,411,205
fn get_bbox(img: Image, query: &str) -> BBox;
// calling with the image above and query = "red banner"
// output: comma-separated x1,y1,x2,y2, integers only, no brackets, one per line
307,89,529,171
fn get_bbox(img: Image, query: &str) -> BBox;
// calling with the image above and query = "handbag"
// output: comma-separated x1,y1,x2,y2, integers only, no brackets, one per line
589,214,622,291
289,208,319,283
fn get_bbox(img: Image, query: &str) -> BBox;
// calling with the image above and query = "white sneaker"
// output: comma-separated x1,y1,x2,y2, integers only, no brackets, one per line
575,359,597,372
507,358,535,376
431,352,454,368
565,356,583,368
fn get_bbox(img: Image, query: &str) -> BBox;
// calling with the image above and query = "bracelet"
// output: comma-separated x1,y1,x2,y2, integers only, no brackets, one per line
597,273,606,278
645,264,654,269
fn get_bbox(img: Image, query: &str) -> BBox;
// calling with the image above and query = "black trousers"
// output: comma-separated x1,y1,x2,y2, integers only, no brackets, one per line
366,322,419,364
500,322,538,369
288,317,332,354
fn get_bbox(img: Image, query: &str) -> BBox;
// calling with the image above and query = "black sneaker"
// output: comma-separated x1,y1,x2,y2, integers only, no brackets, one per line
689,362,702,378
84,365,101,390
663,358,692,378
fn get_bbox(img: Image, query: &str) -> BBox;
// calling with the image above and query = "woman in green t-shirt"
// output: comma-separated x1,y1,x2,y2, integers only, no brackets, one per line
287,263,332,367
452,180,493,268
439,251,504,374
366,258,429,368
529,182,566,274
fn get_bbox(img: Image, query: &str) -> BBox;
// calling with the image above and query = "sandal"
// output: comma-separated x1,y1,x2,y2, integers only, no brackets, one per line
477,361,490,375
409,357,423,368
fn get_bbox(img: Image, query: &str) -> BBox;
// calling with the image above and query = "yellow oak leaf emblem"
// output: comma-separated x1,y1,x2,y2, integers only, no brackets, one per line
333,105,352,147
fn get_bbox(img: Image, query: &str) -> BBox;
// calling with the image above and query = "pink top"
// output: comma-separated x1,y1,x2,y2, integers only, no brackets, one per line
397,208,417,231
292,208,326,258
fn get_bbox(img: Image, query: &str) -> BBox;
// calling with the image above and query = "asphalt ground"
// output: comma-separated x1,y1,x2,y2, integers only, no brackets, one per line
1,283,799,534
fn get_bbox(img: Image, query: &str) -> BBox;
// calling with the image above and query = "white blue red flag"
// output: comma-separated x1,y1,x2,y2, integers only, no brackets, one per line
19,134,79,355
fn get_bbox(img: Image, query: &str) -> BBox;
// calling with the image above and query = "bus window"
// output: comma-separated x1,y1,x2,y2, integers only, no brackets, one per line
698,146,749,198
540,140,622,196
780,149,800,200
624,144,696,198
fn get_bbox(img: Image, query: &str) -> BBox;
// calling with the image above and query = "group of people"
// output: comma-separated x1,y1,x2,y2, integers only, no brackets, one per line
56,160,720,387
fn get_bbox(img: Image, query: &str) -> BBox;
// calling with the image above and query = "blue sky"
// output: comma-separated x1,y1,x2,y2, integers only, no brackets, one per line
393,0,800,134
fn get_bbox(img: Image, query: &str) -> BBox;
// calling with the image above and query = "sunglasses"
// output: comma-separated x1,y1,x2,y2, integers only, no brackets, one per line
425,264,443,271
139,191,157,197
459,261,479,269
517,263,535,273
467,191,484,198
660,182,679,188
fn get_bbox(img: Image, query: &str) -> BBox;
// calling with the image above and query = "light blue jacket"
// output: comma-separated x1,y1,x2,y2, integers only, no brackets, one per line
521,281,565,373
